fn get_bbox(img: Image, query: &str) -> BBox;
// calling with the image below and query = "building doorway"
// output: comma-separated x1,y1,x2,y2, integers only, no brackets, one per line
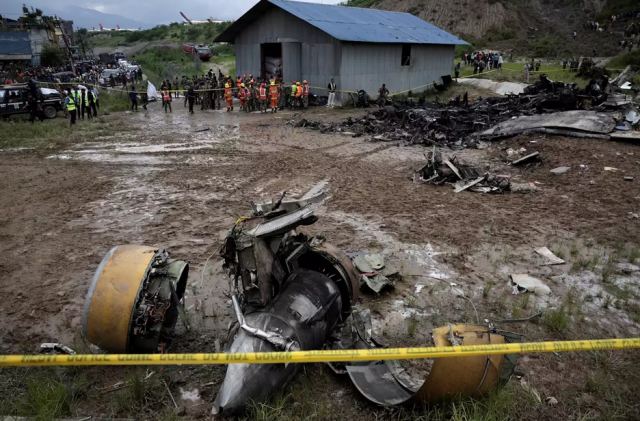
261,43,282,81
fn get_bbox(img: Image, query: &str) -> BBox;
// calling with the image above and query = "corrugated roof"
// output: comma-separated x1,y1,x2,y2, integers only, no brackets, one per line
216,0,467,45
0,32,32,55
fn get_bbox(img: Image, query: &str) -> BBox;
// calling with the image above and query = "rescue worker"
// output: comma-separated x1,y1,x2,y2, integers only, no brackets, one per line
187,85,196,114
82,88,92,120
295,81,303,109
224,82,233,112
290,81,297,109
64,90,77,126
268,80,279,113
162,88,172,113
236,76,242,97
302,80,310,108
377,83,389,107
258,82,268,113
239,83,247,112
327,78,336,108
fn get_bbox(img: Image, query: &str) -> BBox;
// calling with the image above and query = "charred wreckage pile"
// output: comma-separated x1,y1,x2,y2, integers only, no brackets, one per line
81,182,521,416
297,75,638,148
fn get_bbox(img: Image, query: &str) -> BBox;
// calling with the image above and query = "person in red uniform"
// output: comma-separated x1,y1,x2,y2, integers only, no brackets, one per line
258,82,268,113
269,80,279,113
224,82,233,112
238,83,247,112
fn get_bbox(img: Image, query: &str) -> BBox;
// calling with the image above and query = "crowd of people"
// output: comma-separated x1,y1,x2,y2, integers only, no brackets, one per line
460,51,505,74
154,71,327,114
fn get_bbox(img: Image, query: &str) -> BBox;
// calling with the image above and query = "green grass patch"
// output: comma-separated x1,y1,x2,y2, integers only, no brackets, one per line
607,50,640,69
458,61,590,88
0,114,131,149
133,47,204,87
85,22,231,47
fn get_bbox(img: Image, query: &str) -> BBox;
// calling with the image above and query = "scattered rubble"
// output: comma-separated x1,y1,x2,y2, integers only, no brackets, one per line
510,274,551,296
298,75,635,148
550,166,571,175
535,247,566,265
415,148,512,194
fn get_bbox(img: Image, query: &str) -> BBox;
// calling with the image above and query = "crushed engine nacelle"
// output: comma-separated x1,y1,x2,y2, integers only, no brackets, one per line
213,182,359,415
82,245,188,353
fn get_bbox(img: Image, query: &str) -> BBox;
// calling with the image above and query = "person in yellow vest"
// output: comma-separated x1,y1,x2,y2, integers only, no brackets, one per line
64,90,76,126
70,87,81,121
289,81,297,109
302,80,310,108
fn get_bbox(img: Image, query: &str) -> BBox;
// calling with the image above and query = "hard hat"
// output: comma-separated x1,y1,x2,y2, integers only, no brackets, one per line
270,81,275,86
303,80,308,84
241,83,245,87
296,82,300,85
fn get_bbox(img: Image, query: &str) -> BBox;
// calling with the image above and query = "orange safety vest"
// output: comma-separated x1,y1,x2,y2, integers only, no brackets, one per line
162,90,171,101
259,87,267,100
269,85,278,98
239,89,246,100
295,86,303,97
224,87,232,99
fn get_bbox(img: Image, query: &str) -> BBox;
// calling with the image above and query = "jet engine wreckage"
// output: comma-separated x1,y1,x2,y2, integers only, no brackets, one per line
82,182,519,415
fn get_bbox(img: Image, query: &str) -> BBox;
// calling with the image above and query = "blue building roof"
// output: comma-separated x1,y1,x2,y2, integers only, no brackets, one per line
0,32,32,56
216,0,467,45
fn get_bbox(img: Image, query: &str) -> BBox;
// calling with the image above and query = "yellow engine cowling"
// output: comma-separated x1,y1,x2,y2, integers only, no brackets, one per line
82,245,188,353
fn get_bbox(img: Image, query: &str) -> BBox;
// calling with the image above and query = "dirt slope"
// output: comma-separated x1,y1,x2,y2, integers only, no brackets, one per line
369,0,623,56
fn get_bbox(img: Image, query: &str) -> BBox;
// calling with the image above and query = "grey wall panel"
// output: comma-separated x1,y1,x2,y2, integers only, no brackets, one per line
282,42,301,81
339,43,455,99
233,7,338,84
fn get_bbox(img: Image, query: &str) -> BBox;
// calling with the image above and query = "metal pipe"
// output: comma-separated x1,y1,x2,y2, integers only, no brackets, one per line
232,294,299,351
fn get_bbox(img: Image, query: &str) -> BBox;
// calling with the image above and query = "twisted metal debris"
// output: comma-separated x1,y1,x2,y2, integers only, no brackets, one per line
297,76,611,149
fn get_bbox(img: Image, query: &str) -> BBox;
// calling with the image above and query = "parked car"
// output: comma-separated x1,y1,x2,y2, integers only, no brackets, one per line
0,85,63,119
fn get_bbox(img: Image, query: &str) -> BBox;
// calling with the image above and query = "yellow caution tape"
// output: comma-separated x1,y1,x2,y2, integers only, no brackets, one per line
0,338,638,367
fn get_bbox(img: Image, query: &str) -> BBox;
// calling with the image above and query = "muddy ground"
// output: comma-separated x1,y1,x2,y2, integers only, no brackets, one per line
0,100,639,420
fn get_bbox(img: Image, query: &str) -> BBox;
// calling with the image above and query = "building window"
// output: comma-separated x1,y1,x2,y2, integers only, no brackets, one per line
401,44,411,66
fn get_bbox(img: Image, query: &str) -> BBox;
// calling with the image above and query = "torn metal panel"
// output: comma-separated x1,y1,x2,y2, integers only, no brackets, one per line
511,152,540,166
510,274,551,296
345,324,517,406
361,274,394,294
535,247,565,265
478,111,617,139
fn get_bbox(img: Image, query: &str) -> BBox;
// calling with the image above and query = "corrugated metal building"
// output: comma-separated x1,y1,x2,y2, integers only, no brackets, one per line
0,32,33,63
215,0,466,102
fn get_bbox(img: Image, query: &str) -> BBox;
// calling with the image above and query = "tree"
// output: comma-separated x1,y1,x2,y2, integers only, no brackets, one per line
41,44,65,66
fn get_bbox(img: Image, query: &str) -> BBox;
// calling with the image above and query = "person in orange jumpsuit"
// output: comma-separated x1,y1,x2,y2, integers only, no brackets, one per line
224,82,233,112
238,83,247,112
269,80,279,113
295,81,303,109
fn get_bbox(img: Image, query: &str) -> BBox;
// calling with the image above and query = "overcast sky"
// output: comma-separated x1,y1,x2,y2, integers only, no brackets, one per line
1,0,344,24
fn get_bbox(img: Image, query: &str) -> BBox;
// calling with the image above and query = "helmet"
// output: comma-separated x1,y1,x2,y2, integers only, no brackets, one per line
296,82,300,85
303,80,308,84
270,81,275,86
241,83,245,87
225,83,230,88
